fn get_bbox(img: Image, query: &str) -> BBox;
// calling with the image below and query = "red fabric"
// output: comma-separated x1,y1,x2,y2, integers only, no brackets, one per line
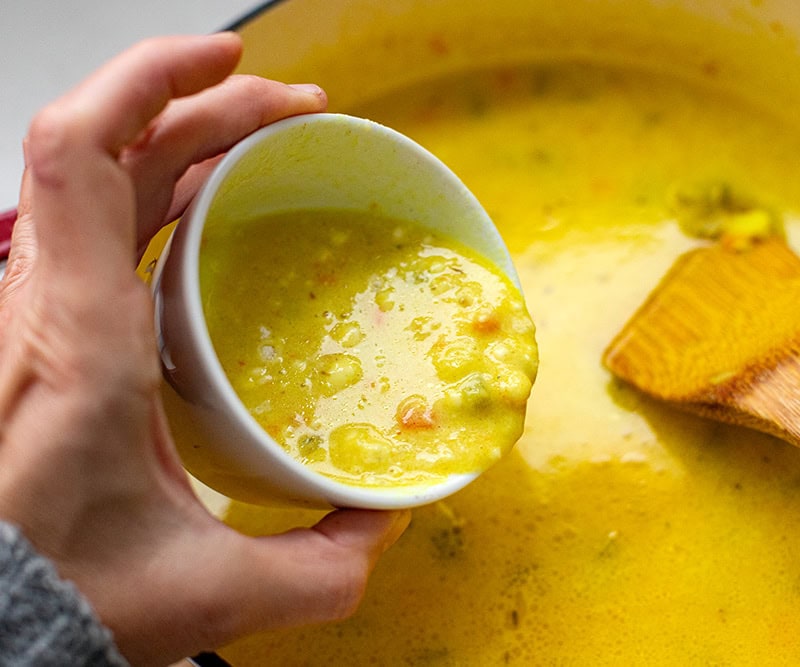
0,208,17,260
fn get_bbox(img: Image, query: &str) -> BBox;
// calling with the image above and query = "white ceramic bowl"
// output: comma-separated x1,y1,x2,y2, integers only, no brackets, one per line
152,112,520,509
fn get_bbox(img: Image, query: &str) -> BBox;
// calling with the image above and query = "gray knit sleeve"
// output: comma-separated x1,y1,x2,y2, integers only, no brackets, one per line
0,522,129,666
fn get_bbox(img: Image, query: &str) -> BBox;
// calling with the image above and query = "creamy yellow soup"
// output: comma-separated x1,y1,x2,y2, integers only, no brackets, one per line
200,211,536,486
218,63,800,664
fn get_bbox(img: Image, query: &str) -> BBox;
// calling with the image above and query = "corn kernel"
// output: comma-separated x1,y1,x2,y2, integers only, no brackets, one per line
329,321,365,348
375,286,396,312
495,369,533,405
314,353,363,396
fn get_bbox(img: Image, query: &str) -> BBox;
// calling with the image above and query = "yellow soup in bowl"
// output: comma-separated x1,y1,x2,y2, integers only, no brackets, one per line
216,61,800,665
200,210,537,487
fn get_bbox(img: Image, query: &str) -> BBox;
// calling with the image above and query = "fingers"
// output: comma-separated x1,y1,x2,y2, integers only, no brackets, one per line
123,76,327,250
25,33,242,286
48,33,243,159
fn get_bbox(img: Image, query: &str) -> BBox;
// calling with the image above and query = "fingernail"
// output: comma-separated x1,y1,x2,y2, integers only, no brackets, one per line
289,83,324,96
212,30,242,43
382,509,412,552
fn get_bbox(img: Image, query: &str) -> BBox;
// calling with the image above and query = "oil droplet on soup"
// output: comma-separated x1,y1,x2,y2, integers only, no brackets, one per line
215,62,800,666
200,211,537,487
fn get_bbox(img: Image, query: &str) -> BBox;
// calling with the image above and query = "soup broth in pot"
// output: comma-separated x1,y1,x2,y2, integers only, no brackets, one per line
216,61,800,664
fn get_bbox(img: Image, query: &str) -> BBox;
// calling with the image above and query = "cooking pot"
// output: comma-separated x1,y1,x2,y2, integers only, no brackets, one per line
192,1,800,665
3,0,799,256
4,1,799,663
229,0,800,118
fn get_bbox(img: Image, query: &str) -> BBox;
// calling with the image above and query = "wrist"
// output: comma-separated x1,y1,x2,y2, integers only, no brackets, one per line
0,521,129,666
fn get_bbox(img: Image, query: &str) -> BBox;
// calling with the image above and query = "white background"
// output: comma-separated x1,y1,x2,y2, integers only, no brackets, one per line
0,0,261,209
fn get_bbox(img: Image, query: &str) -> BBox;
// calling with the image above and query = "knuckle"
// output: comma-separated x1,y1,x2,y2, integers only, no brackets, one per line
120,36,169,71
130,35,161,53
26,105,83,185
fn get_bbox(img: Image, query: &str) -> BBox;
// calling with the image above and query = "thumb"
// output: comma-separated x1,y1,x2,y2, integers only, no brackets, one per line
226,509,411,635
107,508,411,662
313,508,412,555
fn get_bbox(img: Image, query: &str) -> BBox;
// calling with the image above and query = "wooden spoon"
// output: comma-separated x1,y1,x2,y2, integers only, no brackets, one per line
603,236,800,446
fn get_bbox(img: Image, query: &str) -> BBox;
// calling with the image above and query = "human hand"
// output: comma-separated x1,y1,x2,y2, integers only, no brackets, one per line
0,33,410,666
